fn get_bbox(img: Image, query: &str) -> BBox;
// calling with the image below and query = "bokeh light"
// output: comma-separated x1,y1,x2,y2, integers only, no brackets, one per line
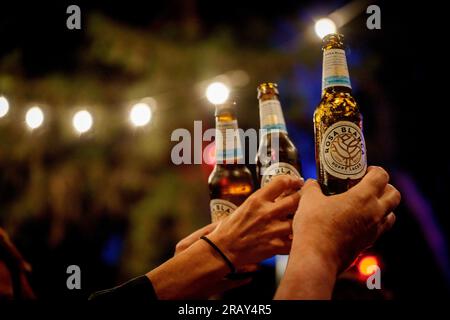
73,110,93,134
25,106,44,129
0,96,9,118
358,255,379,276
130,103,152,127
206,82,230,104
315,18,337,39
204,142,216,166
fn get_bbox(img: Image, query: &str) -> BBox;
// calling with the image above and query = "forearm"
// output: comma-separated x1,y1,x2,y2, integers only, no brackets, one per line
147,239,228,299
275,239,338,300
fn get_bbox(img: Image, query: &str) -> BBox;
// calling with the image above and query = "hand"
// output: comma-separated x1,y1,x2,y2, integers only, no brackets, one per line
174,222,218,256
148,175,302,300
208,175,303,268
293,166,401,274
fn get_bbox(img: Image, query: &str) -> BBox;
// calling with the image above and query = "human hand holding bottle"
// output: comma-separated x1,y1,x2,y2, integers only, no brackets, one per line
276,166,401,299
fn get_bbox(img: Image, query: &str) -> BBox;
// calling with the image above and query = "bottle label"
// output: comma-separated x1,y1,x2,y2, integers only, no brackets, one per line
259,100,287,134
215,120,243,163
320,121,367,180
322,49,352,91
210,199,238,222
261,162,303,187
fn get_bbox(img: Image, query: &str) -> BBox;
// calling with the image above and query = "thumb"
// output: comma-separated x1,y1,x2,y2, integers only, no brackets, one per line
300,179,323,197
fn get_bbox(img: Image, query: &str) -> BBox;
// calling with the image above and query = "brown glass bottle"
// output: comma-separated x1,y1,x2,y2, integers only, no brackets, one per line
208,102,254,222
256,83,302,187
314,33,367,195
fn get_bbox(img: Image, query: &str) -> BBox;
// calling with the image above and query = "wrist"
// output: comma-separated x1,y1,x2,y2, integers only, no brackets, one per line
148,239,229,299
291,237,339,277
207,231,239,268
199,236,236,275
276,238,338,300
292,225,342,275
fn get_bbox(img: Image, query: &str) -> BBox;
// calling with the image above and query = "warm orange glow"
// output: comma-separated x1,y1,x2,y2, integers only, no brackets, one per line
224,184,253,195
358,256,379,276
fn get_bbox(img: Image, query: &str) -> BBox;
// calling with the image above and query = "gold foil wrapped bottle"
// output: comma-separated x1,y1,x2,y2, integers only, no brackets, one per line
314,33,367,195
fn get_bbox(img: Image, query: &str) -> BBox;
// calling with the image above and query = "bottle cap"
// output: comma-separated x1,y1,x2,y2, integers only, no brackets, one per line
257,82,279,99
322,33,345,49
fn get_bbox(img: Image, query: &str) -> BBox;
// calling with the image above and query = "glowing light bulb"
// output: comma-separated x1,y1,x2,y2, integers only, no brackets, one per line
73,110,93,134
206,82,230,105
315,18,337,39
25,106,44,129
130,103,152,127
0,96,9,118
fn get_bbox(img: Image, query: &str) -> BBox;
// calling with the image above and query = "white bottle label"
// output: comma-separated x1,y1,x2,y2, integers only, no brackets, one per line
320,121,367,180
259,100,287,134
215,120,243,163
210,199,238,222
322,49,352,91
261,162,302,187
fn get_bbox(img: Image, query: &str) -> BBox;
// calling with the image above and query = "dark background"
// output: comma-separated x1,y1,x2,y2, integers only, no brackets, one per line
0,0,448,300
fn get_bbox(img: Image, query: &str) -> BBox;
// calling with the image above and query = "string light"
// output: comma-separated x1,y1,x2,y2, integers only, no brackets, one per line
314,18,337,39
130,103,152,127
6,74,233,133
25,106,44,129
73,110,93,134
206,82,230,105
0,96,9,118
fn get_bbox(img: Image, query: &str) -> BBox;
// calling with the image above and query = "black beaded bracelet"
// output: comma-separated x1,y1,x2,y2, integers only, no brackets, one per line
200,235,236,274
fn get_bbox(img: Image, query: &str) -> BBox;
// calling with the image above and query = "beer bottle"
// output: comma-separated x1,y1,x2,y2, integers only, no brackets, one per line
314,33,367,195
208,102,254,222
256,83,302,187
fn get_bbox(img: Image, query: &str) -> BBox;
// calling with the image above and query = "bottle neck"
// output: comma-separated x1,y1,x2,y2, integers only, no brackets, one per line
321,47,352,96
214,107,243,164
258,94,287,136
323,85,352,96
